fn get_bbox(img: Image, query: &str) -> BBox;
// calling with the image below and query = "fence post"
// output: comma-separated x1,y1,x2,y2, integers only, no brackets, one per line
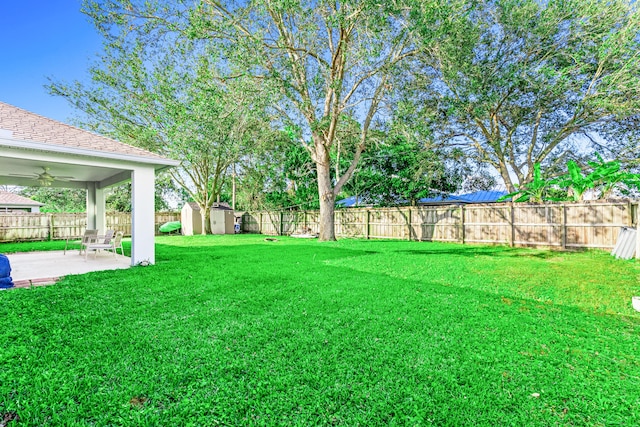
259,212,263,234
279,211,284,236
48,213,53,241
460,205,465,244
509,202,515,247
561,204,567,250
304,211,308,232
407,208,412,240
366,210,370,240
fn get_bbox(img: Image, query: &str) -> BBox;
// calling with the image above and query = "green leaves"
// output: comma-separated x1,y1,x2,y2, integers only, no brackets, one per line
344,135,462,206
556,155,640,201
50,3,279,230
499,164,556,203
502,155,640,202
407,0,640,191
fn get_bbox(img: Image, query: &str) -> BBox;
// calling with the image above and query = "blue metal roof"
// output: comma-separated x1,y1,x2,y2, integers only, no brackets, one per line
336,196,370,208
336,191,508,207
454,190,508,203
418,190,508,204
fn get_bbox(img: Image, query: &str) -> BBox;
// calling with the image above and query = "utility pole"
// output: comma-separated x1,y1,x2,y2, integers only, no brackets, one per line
232,164,236,211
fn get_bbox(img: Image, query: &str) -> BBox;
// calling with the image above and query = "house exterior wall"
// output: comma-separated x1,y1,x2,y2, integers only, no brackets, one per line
0,206,39,213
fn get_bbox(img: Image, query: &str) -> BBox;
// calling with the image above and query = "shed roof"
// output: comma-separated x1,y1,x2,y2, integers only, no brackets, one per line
0,101,167,161
184,202,233,211
0,191,44,207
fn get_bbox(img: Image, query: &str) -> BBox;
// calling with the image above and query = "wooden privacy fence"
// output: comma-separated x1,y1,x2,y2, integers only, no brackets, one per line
242,201,639,251
0,212,181,242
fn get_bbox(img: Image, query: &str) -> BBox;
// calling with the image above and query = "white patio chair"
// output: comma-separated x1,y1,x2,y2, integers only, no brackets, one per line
64,229,98,255
85,230,122,260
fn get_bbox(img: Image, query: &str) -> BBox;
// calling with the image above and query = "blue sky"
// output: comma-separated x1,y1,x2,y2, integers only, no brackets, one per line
0,1,101,123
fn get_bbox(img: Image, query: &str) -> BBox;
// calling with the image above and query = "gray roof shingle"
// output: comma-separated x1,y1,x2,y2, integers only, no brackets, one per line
0,191,44,206
0,101,168,161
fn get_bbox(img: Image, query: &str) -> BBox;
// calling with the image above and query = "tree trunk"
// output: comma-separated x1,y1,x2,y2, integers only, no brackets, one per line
198,203,208,235
499,162,516,193
315,143,336,241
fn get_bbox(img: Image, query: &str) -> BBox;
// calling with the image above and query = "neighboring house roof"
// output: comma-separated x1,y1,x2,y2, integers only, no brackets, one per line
336,196,372,208
419,190,508,205
0,191,44,207
0,101,168,161
336,190,508,207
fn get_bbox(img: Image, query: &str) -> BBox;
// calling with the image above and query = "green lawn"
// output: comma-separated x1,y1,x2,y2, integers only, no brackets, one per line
1,235,639,426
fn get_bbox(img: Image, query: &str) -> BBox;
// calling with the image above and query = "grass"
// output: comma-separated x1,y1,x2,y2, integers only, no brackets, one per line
1,235,639,426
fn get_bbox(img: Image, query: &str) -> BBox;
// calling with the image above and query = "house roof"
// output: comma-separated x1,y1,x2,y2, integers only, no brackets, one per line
336,190,508,208
419,190,508,205
0,101,168,161
336,196,372,208
0,191,44,207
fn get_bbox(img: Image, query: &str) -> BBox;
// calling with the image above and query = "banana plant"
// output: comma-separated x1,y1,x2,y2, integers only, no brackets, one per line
555,154,640,201
498,164,557,202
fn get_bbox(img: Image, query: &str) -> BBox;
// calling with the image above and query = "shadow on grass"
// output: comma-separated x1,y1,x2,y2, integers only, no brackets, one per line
154,242,376,264
392,246,562,259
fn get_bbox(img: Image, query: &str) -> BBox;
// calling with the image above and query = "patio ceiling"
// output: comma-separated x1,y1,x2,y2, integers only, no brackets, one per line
0,156,130,188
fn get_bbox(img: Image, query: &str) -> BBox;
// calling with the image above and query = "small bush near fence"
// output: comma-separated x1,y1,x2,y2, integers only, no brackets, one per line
242,201,639,251
0,212,181,242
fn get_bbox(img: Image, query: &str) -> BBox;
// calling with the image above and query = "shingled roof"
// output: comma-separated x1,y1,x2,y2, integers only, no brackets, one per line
0,101,167,161
0,191,44,207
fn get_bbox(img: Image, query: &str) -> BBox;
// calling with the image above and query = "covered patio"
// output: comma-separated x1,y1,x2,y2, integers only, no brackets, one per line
0,101,179,269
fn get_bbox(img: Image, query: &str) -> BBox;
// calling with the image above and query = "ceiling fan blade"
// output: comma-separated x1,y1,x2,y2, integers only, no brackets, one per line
8,173,37,178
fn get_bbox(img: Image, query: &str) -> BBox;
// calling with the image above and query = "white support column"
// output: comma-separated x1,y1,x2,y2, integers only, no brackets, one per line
131,167,156,266
86,182,97,230
636,203,640,260
96,186,106,233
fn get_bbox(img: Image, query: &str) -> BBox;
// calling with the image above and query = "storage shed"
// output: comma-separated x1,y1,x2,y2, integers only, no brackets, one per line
181,202,235,235
210,204,235,235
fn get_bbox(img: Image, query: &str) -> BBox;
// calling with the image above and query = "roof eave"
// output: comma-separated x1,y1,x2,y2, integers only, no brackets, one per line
0,137,180,168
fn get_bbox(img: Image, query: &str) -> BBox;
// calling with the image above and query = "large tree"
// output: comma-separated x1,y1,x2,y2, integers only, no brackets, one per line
407,0,640,192
49,7,273,233
186,0,419,240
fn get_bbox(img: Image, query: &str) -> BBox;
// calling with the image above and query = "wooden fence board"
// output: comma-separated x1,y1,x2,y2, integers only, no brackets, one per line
242,201,638,251
0,212,180,242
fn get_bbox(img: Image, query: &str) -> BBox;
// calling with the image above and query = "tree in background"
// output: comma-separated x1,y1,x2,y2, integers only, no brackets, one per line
342,136,465,206
187,0,419,240
408,0,640,192
19,174,178,213
19,188,86,213
104,174,182,212
49,7,274,233
48,0,640,220
220,131,317,212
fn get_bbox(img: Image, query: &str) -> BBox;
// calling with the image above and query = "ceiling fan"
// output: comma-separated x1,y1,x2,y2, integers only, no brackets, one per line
9,167,75,186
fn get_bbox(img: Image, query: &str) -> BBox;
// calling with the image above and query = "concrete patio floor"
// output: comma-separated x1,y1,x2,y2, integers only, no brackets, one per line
6,250,131,287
